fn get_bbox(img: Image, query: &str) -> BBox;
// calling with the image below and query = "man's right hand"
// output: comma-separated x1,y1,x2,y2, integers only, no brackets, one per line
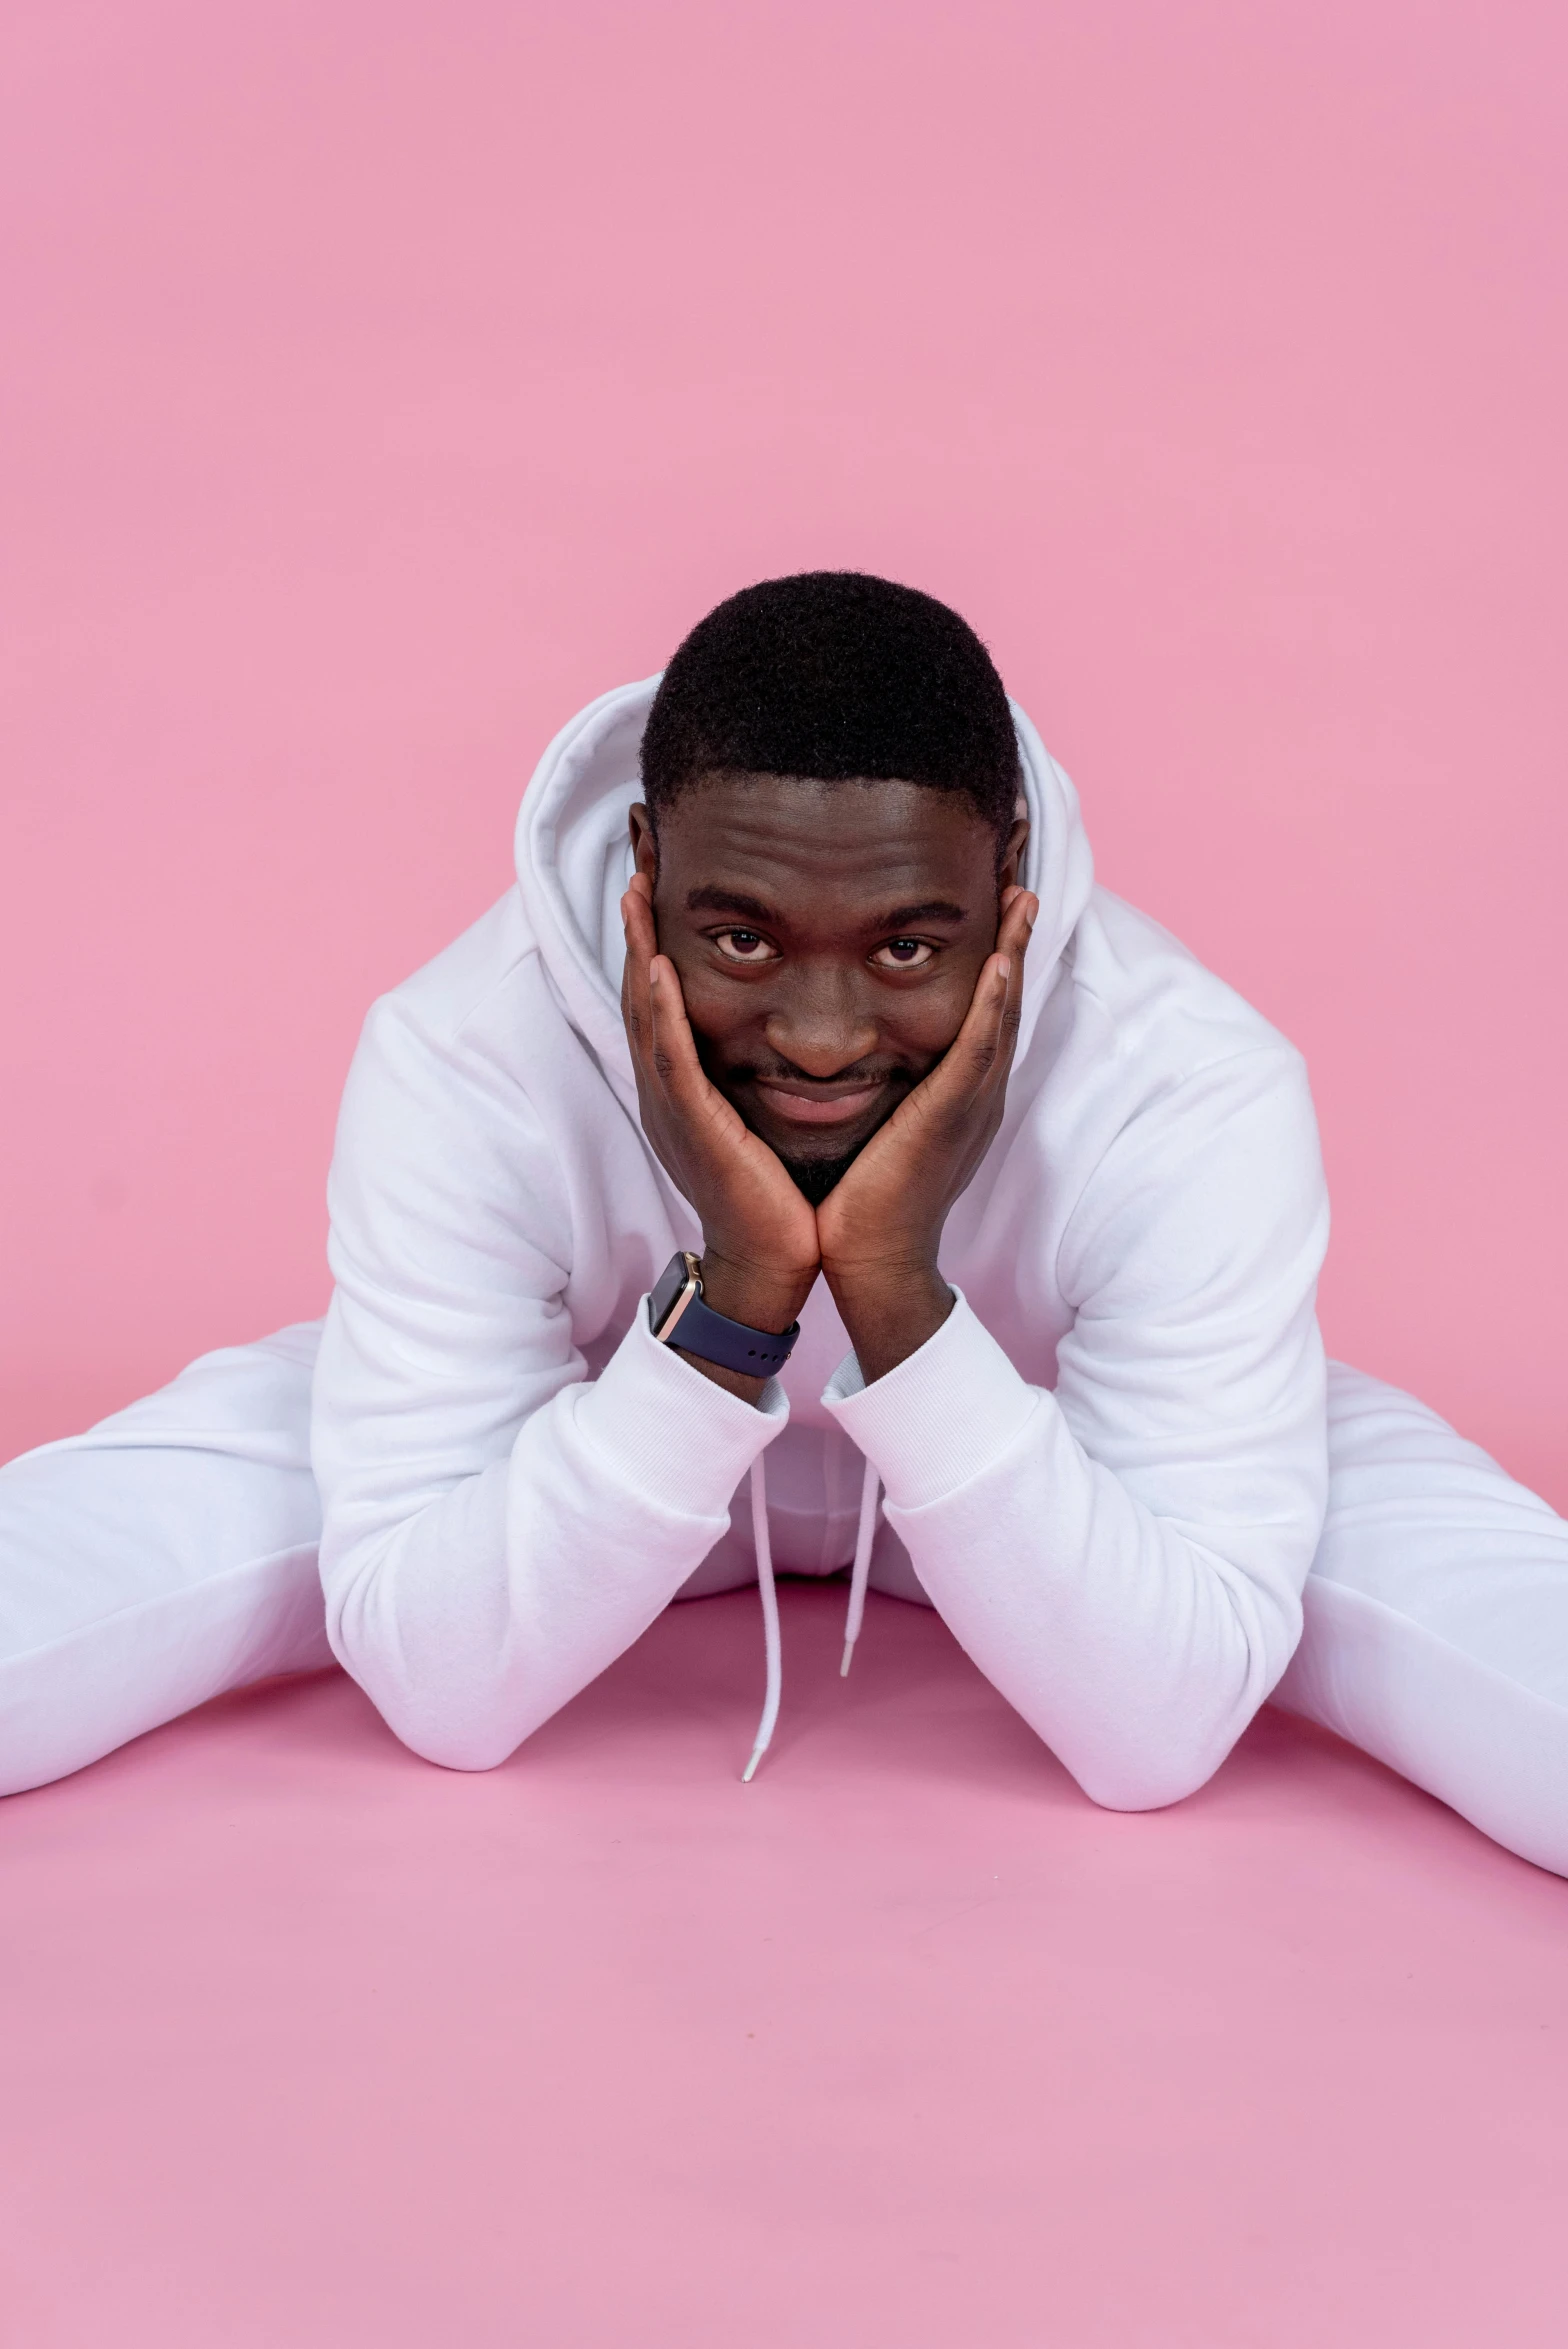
621,874,820,1377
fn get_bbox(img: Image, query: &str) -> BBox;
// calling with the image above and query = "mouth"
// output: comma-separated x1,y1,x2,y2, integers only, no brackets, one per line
751,1078,888,1129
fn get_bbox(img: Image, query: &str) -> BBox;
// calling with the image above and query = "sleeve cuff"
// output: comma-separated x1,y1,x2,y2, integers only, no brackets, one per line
564,1296,789,1520
821,1289,1039,1512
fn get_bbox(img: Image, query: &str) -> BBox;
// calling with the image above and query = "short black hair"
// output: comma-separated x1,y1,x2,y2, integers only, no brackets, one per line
640,572,1020,839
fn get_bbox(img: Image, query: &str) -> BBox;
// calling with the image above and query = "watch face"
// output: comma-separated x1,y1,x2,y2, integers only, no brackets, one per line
649,1250,698,1335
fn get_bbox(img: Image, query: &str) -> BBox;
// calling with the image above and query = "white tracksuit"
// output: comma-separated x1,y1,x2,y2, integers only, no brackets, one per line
3,680,1565,1873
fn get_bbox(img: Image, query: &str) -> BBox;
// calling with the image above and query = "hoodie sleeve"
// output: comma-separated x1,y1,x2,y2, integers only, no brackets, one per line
823,1045,1330,1811
310,989,785,1771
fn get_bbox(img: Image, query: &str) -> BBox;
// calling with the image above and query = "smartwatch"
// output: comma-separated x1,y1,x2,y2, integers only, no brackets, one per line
648,1250,800,1377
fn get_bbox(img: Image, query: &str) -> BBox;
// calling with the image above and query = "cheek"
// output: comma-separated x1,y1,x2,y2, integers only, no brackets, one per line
883,967,979,1056
665,948,760,1043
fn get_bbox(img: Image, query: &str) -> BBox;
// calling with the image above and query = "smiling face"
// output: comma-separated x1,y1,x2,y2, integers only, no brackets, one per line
629,773,1029,1200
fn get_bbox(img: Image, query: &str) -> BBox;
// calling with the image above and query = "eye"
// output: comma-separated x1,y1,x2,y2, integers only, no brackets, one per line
713,927,780,964
870,937,936,970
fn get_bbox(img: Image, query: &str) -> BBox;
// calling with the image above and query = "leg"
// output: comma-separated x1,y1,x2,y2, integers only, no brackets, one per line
1275,1362,1568,1876
0,1322,330,1797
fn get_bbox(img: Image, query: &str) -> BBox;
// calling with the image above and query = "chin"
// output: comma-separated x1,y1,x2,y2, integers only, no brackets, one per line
779,1148,862,1206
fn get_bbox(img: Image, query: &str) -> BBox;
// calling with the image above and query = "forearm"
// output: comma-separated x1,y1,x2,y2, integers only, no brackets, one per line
824,1297,1315,1809
316,1309,786,1767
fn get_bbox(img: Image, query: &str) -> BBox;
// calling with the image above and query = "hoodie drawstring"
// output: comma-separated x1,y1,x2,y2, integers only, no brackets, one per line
740,1449,882,1781
741,1457,782,1782
840,1453,882,1677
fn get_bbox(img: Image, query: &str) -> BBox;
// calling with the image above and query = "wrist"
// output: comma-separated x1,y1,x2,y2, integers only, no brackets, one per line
822,1251,945,1310
824,1258,953,1386
696,1250,816,1335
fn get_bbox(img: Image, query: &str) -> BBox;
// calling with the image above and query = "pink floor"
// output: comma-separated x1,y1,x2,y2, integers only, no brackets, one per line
3,1584,1565,2347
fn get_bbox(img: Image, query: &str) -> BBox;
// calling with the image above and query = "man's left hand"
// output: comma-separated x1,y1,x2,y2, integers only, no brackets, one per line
816,884,1038,1382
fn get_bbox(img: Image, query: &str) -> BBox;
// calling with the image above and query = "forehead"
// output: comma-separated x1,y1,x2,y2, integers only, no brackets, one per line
655,773,996,907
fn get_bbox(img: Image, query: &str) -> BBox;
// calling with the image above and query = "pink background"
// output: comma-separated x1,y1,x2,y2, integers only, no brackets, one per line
3,0,1566,1500
4,14,1568,2343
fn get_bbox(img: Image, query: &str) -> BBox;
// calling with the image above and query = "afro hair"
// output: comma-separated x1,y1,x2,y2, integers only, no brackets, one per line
640,572,1020,840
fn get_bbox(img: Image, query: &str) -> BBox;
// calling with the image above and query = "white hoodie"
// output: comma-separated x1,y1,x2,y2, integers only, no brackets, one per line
312,680,1329,1808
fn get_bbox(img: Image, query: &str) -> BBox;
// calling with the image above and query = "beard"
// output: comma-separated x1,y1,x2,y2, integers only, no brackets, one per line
778,1147,862,1206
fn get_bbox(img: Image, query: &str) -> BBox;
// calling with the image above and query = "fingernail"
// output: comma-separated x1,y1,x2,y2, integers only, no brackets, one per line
998,955,1012,978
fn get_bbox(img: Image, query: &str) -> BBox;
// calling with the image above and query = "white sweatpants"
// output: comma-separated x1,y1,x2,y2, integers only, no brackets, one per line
2,1327,1565,1874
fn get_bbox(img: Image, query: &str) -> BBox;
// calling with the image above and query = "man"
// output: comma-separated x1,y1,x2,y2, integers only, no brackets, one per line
3,574,1565,1872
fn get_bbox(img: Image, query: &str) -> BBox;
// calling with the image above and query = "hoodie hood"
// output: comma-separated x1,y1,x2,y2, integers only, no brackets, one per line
515,674,1095,1112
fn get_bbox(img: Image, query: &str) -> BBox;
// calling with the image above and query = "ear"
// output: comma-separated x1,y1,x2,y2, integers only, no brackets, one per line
628,801,659,884
998,813,1030,892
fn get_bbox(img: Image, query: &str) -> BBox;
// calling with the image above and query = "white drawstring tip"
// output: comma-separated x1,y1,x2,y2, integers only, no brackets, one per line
839,1456,881,1687
744,1456,782,1785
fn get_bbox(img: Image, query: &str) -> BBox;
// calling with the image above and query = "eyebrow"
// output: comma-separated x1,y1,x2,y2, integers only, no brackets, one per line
874,900,969,930
684,886,970,932
685,886,777,920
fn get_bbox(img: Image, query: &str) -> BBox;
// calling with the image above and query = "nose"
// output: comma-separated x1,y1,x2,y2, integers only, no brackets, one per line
763,962,878,1076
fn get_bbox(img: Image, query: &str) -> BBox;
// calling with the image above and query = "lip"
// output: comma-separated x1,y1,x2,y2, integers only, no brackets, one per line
753,1079,886,1127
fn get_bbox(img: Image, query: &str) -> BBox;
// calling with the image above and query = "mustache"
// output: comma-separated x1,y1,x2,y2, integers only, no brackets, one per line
724,1054,906,1087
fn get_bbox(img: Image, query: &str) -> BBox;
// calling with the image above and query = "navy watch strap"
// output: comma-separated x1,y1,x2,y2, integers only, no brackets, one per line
667,1288,799,1376
650,1257,800,1376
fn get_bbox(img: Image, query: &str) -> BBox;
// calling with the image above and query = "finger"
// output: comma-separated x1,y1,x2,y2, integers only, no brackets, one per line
645,952,722,1116
970,950,1019,1088
621,872,658,970
995,887,1036,1050
982,888,1036,1078
917,891,1036,1116
620,876,661,1063
646,959,766,1173
996,886,1038,963
900,950,1015,1126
